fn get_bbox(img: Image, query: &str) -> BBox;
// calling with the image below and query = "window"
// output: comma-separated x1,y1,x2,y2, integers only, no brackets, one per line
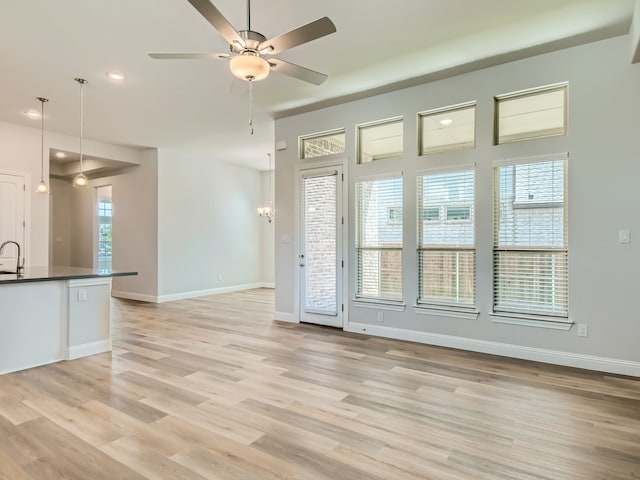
355,176,403,302
423,207,440,222
495,83,567,144
419,102,476,154
417,169,475,308
446,206,471,221
97,195,112,271
300,130,345,159
493,154,568,319
357,118,403,163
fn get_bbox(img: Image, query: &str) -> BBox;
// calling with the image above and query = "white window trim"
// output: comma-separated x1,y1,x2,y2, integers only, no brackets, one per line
493,152,568,168
490,312,573,331
414,304,479,320
353,298,406,312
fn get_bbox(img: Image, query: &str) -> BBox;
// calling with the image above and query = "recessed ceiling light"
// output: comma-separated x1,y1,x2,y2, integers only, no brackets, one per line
55,151,66,158
106,71,126,81
440,118,453,126
24,110,40,119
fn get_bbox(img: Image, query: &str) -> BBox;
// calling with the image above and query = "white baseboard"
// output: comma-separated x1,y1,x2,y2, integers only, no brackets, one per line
113,283,271,304
345,322,640,377
65,339,112,360
111,290,158,302
274,311,298,323
156,283,269,303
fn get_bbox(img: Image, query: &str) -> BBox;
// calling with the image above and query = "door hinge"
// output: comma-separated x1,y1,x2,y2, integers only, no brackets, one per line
341,173,344,181
23,221,26,228
341,304,344,312
341,260,344,268
23,184,26,191
341,216,344,225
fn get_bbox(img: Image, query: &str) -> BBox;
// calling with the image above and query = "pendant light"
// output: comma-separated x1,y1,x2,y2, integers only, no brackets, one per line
35,97,49,193
72,78,88,188
257,153,275,223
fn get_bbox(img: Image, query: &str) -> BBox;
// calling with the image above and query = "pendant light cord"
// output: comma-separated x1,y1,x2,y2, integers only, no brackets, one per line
79,80,84,173
40,100,45,181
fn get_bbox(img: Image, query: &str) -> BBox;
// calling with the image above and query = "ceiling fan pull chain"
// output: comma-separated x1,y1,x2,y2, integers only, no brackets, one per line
248,78,254,135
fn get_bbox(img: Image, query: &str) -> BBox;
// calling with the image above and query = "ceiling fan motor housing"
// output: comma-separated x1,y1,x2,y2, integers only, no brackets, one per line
231,30,268,54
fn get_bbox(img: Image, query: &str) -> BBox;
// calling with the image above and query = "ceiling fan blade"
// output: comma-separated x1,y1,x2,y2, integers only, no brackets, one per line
186,0,245,47
259,17,336,55
148,53,226,60
268,58,328,85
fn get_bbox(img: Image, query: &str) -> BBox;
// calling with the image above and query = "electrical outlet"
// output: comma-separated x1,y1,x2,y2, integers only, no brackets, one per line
377,311,384,323
78,289,87,302
577,323,588,337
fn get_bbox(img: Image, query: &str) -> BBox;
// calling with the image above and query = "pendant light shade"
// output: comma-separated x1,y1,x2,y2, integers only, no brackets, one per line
73,77,88,188
35,97,49,194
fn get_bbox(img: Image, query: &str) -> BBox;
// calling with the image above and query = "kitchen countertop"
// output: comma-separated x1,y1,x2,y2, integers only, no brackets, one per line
0,266,137,285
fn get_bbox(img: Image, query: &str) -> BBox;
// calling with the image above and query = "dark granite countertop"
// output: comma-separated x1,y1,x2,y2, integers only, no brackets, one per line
0,266,137,285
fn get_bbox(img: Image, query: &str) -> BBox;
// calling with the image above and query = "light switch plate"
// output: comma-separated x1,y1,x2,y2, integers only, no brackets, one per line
619,229,630,244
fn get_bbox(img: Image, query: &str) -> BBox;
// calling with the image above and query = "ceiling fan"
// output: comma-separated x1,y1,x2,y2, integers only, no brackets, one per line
149,0,336,85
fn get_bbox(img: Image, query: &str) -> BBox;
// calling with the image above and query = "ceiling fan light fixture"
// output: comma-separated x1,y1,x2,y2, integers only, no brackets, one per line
230,54,269,81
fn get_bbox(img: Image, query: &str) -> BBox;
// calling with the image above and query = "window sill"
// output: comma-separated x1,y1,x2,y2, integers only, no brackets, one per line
490,312,573,330
352,299,406,312
414,305,479,320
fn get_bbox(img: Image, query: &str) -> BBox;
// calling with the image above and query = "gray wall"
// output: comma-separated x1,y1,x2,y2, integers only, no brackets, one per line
274,35,640,367
260,169,275,286
157,150,265,297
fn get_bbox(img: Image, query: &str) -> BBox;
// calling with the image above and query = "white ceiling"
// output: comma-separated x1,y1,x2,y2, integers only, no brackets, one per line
0,0,636,170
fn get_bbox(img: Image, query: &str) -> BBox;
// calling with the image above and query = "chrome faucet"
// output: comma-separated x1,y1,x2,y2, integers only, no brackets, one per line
0,240,23,274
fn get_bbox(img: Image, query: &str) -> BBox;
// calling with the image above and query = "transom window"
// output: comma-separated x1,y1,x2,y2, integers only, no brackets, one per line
495,83,567,144
419,102,476,155
300,129,346,159
357,118,403,164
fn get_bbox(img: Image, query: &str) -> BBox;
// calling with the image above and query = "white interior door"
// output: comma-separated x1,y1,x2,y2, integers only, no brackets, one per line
299,166,343,327
0,173,26,271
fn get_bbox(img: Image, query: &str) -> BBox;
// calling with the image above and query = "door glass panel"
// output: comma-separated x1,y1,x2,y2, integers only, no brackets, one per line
303,173,337,315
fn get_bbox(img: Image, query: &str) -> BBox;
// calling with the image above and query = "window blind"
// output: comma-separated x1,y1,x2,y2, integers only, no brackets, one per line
494,157,568,317
355,176,403,301
417,169,475,307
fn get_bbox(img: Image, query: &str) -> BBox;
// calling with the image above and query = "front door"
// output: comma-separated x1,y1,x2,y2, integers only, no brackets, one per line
298,166,343,327
0,173,26,271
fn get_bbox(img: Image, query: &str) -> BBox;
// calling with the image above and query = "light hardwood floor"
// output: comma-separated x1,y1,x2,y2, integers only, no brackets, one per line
1,288,639,479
